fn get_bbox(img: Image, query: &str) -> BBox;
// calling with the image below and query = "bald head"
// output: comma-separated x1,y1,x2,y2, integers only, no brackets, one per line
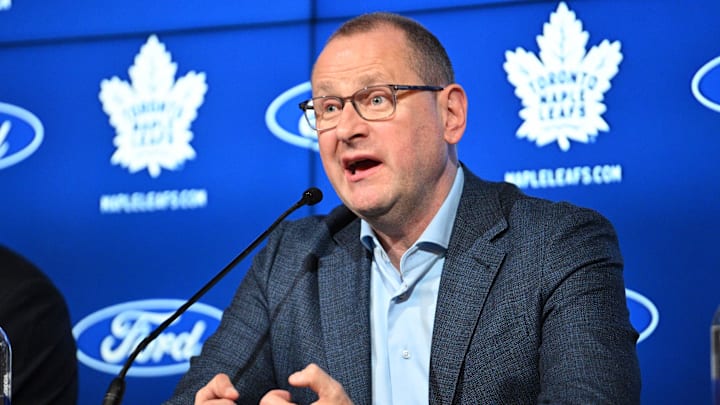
321,12,455,86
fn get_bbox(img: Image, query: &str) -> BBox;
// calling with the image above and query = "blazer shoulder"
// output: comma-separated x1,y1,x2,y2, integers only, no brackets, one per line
460,167,616,240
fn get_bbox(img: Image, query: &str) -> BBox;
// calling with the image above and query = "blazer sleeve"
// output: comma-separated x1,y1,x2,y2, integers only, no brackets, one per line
536,203,641,404
164,215,330,405
163,222,286,405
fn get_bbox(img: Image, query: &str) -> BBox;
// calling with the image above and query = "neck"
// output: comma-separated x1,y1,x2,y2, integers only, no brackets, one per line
368,163,459,268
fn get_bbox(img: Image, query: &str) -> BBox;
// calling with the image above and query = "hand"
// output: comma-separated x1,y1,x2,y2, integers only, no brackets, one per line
195,373,239,405
260,363,353,405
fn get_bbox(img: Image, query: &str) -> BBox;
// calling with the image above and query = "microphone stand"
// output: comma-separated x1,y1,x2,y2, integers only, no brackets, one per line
102,187,323,405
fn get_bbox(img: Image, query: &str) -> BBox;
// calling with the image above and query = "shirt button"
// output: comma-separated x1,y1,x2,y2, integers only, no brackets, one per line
402,350,411,359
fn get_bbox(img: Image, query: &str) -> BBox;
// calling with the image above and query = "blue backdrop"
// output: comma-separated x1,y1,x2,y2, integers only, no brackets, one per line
1,1,718,403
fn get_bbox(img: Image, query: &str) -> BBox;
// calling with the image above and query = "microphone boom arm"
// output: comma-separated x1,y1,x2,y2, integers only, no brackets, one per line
102,187,323,405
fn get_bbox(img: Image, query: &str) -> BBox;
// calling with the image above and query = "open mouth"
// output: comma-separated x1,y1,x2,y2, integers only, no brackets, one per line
347,159,380,175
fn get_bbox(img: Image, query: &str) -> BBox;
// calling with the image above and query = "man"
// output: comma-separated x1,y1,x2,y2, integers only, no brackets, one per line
166,12,640,404
0,245,78,404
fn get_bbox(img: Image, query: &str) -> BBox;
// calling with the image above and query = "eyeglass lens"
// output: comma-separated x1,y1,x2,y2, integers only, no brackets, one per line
308,86,395,130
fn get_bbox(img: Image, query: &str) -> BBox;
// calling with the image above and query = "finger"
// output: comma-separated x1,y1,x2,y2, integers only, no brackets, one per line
287,363,342,397
259,389,294,405
195,373,239,404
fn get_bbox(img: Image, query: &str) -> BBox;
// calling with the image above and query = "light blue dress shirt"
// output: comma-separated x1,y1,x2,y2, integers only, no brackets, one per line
360,168,464,405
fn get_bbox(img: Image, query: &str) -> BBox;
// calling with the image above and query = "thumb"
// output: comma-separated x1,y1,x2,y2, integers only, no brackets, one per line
288,363,336,395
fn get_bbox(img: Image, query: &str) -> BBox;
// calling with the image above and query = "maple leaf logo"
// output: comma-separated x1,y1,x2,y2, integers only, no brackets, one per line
503,2,623,151
99,35,207,177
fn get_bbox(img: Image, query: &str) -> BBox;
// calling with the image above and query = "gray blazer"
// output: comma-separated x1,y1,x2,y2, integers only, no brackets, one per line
166,167,641,404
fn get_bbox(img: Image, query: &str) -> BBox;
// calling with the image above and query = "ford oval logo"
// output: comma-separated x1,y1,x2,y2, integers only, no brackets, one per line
265,81,318,151
0,102,44,169
625,288,659,343
72,299,222,377
691,55,720,113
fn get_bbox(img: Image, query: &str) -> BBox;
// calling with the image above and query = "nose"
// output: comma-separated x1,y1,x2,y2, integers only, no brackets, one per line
333,101,366,142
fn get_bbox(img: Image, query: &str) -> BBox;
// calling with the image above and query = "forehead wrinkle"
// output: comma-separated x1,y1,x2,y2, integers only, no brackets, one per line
313,62,394,96
311,29,410,96
312,72,390,97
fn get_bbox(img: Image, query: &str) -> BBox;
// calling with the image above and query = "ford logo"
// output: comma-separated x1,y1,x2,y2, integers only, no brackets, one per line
72,299,222,377
691,55,720,112
625,288,659,343
0,102,44,169
265,81,318,151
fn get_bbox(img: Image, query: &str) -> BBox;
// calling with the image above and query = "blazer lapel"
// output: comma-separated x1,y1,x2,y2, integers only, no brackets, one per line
317,218,373,405
429,169,508,404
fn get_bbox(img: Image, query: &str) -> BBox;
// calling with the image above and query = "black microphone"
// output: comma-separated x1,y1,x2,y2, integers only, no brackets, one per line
101,187,323,405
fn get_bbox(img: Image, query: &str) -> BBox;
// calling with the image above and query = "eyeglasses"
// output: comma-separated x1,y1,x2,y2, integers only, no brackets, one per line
298,84,444,131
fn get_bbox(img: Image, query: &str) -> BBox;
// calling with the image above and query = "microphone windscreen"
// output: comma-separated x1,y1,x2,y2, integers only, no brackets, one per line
303,187,323,206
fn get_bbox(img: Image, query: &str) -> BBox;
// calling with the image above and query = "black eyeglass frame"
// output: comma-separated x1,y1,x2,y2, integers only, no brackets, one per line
298,84,445,131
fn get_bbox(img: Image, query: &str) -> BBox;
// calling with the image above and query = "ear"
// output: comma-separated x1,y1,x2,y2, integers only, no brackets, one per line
441,83,468,145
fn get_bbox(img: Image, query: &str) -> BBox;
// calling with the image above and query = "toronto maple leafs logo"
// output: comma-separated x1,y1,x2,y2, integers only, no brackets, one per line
504,2,623,151
99,35,207,177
